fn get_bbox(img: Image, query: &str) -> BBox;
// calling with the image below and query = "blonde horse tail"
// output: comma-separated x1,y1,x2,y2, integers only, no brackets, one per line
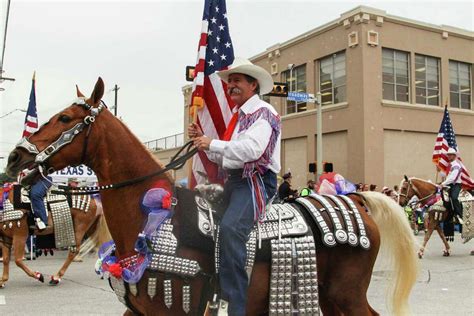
360,191,419,315
78,199,111,258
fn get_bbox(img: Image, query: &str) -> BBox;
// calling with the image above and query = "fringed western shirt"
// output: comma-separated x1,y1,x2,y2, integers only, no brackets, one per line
207,94,281,175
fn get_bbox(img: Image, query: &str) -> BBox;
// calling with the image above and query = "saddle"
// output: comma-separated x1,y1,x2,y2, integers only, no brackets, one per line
0,184,91,251
194,185,371,315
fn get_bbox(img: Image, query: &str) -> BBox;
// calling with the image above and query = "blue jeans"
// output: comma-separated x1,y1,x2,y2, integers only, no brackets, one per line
30,177,52,223
219,170,277,316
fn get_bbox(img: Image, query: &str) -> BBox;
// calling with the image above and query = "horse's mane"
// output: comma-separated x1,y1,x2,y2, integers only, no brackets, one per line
410,177,436,188
106,114,174,184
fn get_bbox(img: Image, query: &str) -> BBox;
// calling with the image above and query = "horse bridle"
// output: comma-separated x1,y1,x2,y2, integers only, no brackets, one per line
15,98,105,175
399,178,437,207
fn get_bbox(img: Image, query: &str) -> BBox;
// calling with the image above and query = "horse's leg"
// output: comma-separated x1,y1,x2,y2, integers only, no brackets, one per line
418,217,436,258
51,211,92,283
12,232,43,282
435,225,451,256
0,244,11,287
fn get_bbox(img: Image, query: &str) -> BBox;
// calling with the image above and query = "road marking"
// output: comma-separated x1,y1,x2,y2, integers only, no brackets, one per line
0,295,5,305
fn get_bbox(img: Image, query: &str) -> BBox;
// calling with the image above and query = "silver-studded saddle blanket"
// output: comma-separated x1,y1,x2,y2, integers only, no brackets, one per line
196,193,371,249
429,190,473,243
194,191,370,315
1,186,93,250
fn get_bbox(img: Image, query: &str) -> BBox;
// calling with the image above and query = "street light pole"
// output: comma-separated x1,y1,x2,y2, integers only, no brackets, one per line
287,64,295,114
316,92,323,180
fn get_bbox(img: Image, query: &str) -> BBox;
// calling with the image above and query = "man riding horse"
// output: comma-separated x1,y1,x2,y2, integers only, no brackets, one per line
438,147,464,224
189,57,280,316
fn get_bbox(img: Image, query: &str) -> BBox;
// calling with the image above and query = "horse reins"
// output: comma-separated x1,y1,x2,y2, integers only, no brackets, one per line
399,179,438,207
53,140,197,195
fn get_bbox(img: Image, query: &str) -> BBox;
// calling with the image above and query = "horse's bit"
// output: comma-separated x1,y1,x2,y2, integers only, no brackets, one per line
399,179,437,207
15,98,105,174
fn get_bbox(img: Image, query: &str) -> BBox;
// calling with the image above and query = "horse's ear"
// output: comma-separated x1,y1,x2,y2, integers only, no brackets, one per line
404,175,409,182
76,85,85,98
89,77,105,106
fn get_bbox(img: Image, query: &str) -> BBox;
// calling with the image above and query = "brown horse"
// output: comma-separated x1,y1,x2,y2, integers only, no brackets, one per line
398,176,455,258
5,78,418,315
0,185,109,286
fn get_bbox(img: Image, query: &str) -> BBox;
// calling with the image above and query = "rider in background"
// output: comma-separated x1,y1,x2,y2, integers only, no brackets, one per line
278,172,298,202
439,147,463,224
30,176,52,230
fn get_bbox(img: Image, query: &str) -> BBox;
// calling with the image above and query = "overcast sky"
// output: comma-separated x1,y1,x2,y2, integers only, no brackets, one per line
0,0,473,170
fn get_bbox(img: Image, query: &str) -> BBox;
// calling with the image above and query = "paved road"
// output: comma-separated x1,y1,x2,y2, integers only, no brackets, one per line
0,232,472,315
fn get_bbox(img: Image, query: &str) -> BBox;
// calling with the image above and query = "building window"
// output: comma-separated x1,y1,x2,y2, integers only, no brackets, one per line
282,64,307,114
382,48,409,102
415,54,440,106
319,51,346,105
449,60,471,110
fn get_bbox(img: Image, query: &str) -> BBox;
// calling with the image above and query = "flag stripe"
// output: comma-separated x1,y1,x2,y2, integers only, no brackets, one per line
190,0,235,186
22,76,39,138
432,106,474,190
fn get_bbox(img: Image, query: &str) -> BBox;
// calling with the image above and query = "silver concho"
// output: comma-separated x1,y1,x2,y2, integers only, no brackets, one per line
348,232,358,246
335,229,348,243
323,233,336,247
359,236,371,249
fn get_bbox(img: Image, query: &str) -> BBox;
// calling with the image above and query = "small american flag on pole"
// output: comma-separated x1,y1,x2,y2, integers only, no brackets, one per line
432,105,474,190
22,72,39,138
190,0,235,186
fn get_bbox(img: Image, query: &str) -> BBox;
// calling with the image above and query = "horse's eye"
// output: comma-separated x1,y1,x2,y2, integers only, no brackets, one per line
58,114,72,123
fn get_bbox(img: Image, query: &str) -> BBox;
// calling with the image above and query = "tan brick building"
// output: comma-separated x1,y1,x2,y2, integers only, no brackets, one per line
178,5,473,190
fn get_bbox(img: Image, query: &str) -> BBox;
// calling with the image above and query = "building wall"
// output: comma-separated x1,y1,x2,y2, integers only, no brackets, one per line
283,137,307,190
252,6,473,190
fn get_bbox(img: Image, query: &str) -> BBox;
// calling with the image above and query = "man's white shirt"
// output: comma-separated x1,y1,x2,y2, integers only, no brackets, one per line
206,94,281,174
442,159,462,186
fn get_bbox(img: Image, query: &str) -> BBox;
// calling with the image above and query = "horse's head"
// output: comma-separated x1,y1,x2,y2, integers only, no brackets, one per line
398,175,437,207
398,175,415,206
6,78,106,186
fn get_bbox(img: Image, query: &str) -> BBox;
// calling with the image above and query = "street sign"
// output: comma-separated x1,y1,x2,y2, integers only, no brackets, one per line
287,91,310,102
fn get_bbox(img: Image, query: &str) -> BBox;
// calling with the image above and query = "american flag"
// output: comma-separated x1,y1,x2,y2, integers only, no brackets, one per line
432,106,474,190
190,0,235,186
22,72,39,138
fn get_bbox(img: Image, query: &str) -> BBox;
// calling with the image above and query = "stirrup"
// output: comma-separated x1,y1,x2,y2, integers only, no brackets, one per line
35,218,46,230
456,215,464,225
217,299,229,316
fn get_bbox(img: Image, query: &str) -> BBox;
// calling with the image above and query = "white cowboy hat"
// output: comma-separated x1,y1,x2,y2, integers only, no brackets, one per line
447,148,457,155
217,57,274,95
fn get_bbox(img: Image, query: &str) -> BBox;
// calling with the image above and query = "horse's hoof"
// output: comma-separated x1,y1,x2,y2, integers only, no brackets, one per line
418,252,423,259
49,276,61,286
443,250,451,257
35,272,44,283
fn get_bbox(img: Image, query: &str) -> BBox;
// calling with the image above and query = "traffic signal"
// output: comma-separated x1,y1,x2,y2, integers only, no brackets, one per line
186,66,195,82
265,82,288,97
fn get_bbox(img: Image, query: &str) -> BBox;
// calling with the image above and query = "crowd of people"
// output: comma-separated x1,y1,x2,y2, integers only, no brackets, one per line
277,163,401,203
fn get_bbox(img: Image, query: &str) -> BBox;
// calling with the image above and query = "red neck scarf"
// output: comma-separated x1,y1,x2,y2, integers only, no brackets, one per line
222,111,239,141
